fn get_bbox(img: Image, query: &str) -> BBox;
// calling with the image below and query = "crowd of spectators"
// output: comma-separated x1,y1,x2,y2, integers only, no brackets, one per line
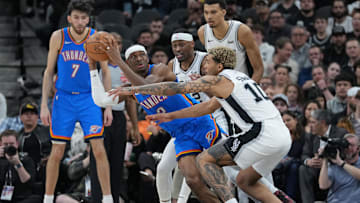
1,0,360,202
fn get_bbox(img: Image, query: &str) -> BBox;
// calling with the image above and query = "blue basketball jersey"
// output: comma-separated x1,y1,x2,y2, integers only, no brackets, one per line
56,27,95,93
134,64,205,134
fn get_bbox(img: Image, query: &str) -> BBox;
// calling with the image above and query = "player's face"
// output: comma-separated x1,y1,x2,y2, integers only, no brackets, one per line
203,3,226,28
171,40,194,62
68,10,89,35
126,51,149,75
202,54,221,75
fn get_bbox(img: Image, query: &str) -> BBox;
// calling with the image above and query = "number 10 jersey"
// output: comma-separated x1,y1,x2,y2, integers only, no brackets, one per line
216,69,280,132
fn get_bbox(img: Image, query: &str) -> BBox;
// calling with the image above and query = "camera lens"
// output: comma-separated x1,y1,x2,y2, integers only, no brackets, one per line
4,146,17,156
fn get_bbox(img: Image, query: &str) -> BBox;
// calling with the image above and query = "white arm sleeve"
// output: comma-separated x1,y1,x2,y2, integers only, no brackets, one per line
90,70,119,107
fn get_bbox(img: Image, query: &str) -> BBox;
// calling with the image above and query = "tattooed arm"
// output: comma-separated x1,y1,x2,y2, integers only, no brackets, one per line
146,97,221,123
109,75,223,96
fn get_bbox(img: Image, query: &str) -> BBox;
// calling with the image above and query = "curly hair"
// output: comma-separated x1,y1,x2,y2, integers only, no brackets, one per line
208,46,236,69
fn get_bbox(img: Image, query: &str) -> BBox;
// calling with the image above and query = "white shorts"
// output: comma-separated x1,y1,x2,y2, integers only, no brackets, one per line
224,116,291,176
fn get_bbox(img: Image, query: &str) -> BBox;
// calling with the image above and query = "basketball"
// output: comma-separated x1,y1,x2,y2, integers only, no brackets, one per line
84,31,112,62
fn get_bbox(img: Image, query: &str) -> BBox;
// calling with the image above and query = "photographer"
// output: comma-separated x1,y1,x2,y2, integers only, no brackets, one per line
0,130,41,203
299,109,348,203
319,134,360,202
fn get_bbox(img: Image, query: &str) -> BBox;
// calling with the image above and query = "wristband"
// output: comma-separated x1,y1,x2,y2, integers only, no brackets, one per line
340,162,346,168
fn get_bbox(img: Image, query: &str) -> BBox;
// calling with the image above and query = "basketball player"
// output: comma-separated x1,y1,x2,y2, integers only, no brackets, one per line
198,0,263,83
40,1,113,203
109,47,292,203
156,30,229,203
90,44,225,203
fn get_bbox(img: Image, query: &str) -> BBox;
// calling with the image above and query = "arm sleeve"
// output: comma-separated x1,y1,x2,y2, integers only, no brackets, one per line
90,70,119,107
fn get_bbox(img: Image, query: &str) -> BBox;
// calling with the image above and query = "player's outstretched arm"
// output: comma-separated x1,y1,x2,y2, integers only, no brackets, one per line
40,30,61,126
147,97,221,123
109,75,222,97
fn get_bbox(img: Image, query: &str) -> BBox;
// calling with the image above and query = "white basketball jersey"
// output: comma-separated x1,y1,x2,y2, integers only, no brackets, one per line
216,70,280,132
173,51,229,133
204,20,249,75
173,51,208,102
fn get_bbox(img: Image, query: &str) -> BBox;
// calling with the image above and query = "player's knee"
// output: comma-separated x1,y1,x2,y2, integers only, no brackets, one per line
236,172,256,189
50,145,66,162
196,151,215,167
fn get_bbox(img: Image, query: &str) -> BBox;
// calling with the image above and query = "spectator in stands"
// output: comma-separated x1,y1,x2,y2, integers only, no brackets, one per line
0,130,42,203
272,94,289,113
273,64,291,95
303,65,334,101
264,10,292,46
324,26,348,66
299,109,348,203
265,85,276,100
149,17,164,43
273,110,304,201
309,15,331,51
16,101,51,185
327,73,354,114
348,0,360,14
0,92,6,124
300,100,321,134
265,37,298,83
271,0,299,20
259,76,273,91
252,24,275,68
327,0,353,34
348,8,360,39
332,87,360,133
181,0,204,37
290,25,311,70
287,0,316,34
225,0,241,20
343,38,360,73
55,145,90,203
136,28,154,52
0,97,40,134
326,62,341,90
318,133,360,203
355,60,360,85
150,46,169,65
298,45,324,87
285,84,304,115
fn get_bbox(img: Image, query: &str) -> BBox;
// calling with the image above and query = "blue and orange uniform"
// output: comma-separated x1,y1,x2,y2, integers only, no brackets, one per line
51,27,103,142
135,64,223,160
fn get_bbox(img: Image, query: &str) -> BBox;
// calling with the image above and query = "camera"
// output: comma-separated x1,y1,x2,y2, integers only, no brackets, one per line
320,137,349,160
4,146,17,156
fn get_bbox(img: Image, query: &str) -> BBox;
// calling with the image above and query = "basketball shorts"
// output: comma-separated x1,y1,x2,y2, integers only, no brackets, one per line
224,116,292,176
173,116,223,160
51,90,103,142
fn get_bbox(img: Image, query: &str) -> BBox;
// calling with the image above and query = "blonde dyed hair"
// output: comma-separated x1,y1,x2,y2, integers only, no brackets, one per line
208,47,236,69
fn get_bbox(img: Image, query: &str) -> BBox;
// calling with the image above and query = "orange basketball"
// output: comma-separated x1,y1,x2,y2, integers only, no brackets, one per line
84,31,112,62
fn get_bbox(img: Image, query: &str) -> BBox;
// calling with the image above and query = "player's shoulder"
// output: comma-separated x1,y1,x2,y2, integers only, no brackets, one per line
51,29,63,39
237,22,251,34
197,25,206,35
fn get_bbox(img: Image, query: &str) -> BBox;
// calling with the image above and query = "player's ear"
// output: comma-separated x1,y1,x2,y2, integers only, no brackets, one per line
218,63,224,72
222,8,227,17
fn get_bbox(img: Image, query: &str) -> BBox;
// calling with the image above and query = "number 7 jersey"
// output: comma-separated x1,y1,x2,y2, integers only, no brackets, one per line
216,69,280,132
56,27,95,93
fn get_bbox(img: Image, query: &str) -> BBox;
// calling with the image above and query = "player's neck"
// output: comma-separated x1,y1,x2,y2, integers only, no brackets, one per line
180,54,195,71
69,27,89,42
212,20,229,40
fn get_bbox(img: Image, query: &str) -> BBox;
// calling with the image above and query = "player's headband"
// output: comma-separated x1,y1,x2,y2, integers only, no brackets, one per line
171,33,193,42
125,44,147,60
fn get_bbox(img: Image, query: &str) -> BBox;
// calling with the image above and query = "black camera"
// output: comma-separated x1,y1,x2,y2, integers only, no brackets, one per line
320,137,349,160
4,146,17,156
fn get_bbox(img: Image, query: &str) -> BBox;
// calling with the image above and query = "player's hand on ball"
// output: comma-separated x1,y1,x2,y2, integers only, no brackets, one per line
100,38,121,63
146,113,174,124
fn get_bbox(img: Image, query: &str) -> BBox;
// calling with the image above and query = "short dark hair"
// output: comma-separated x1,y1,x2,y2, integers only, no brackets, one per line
334,73,355,86
311,109,332,125
204,0,227,9
67,0,93,16
172,28,192,35
251,24,265,36
274,64,292,73
275,37,291,50
0,130,18,141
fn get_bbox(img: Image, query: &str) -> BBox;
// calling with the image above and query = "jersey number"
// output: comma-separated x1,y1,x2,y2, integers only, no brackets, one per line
156,107,166,114
244,82,269,102
71,64,80,78
191,93,202,102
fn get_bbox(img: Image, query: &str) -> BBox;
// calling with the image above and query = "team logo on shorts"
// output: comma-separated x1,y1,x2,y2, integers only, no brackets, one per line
205,130,215,143
89,125,101,133
230,138,241,153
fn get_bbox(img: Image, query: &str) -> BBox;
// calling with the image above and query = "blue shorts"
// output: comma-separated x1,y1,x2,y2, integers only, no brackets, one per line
50,90,103,142
173,115,223,160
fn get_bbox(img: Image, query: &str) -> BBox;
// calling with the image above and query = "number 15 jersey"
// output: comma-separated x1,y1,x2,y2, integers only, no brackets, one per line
216,70,280,132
